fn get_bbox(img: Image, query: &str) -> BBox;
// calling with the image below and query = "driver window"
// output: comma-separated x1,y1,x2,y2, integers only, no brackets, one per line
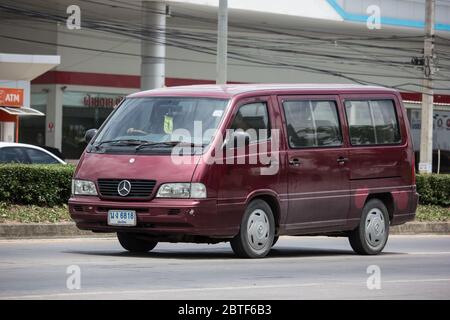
230,102,270,143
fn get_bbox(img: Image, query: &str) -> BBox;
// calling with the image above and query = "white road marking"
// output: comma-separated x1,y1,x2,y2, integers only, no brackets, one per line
1,283,322,300
3,278,450,300
407,251,450,255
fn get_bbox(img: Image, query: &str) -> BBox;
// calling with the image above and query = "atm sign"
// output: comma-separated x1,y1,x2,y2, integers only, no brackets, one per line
0,88,24,107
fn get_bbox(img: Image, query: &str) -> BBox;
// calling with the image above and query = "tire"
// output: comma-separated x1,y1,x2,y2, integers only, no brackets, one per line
272,236,279,247
230,199,275,258
117,232,158,253
348,199,390,255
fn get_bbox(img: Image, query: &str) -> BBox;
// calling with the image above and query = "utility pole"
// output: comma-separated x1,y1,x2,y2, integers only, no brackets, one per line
419,0,435,174
216,0,228,84
141,1,166,90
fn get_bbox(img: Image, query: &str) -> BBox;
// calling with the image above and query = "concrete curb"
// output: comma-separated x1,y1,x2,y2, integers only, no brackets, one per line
0,222,113,239
0,221,448,239
390,222,449,235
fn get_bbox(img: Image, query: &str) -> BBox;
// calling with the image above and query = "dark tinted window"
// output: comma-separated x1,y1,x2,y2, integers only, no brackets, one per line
345,100,401,145
0,147,29,163
230,102,270,142
283,100,342,148
24,148,59,164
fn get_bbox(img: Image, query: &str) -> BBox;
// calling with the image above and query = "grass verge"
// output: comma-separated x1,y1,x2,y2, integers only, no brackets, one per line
415,204,450,222
0,203,70,223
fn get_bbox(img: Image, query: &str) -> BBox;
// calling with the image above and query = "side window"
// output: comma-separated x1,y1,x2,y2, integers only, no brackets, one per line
344,101,376,145
230,102,270,142
24,148,59,164
371,100,402,144
0,147,29,164
283,100,342,148
345,100,401,145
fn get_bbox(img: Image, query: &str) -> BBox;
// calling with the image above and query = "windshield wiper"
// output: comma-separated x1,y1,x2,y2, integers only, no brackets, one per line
135,141,204,151
94,139,149,150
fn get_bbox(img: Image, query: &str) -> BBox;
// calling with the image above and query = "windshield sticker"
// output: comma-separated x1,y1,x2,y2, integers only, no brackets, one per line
164,115,173,134
212,110,223,117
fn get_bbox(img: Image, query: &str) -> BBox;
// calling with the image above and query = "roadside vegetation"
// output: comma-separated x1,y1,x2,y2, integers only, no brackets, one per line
415,205,450,222
0,203,70,223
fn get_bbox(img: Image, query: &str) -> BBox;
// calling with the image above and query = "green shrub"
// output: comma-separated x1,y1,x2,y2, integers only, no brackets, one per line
0,164,448,208
0,164,75,206
416,174,450,207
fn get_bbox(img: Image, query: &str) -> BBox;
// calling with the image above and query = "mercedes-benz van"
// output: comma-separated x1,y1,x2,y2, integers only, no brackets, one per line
69,84,418,258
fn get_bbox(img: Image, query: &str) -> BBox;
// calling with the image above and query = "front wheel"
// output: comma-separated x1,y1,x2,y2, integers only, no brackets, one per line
230,200,275,258
348,199,390,255
117,232,158,253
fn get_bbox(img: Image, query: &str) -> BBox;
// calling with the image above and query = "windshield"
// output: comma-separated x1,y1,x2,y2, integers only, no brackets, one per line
92,97,229,152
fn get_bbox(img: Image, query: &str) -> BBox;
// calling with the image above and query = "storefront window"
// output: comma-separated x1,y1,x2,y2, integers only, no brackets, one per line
18,92,47,146
62,92,125,159
406,106,450,173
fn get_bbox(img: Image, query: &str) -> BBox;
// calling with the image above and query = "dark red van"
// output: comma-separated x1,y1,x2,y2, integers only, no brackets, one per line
69,84,418,258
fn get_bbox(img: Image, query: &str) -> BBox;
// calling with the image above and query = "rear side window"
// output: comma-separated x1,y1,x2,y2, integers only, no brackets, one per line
24,148,59,164
0,147,29,164
230,102,270,142
345,100,401,145
283,100,342,148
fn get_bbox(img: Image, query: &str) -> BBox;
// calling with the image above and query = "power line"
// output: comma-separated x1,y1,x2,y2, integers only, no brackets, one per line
0,1,449,94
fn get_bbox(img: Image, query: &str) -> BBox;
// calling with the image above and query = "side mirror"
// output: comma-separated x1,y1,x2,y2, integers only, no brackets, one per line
84,128,98,143
225,131,251,149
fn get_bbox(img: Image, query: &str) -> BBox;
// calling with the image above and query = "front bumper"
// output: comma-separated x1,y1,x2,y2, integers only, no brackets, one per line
69,196,237,237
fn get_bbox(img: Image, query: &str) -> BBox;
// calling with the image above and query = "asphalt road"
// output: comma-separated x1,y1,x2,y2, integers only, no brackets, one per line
0,235,449,300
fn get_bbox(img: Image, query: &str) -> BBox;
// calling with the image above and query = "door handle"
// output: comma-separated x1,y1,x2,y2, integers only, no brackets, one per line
337,156,349,164
289,158,301,166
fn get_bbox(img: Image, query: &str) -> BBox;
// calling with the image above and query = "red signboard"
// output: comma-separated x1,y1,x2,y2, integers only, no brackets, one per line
0,88,24,107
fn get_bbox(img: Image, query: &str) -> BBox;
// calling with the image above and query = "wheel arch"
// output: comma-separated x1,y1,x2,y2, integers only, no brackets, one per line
245,190,281,234
365,192,395,221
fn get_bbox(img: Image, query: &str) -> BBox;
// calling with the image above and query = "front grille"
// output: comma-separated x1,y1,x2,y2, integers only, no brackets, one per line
168,208,181,215
73,205,84,212
97,179,156,198
97,207,149,213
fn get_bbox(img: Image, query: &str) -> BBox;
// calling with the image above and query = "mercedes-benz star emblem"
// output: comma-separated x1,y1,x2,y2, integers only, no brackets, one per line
117,180,131,197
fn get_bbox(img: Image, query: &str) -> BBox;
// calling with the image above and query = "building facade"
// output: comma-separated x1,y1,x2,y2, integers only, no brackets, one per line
0,0,449,170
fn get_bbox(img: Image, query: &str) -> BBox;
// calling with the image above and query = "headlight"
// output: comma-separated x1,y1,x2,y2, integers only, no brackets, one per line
72,179,98,196
156,183,207,199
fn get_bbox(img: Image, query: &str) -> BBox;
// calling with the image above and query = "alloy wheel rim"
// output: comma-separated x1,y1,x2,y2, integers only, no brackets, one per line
247,209,270,252
365,208,386,249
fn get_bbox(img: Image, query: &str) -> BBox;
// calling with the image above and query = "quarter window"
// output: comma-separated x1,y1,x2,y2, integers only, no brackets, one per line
24,148,59,164
345,100,401,145
283,100,342,148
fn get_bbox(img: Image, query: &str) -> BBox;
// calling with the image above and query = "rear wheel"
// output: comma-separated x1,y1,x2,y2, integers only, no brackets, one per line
230,199,275,258
117,232,158,253
348,199,389,255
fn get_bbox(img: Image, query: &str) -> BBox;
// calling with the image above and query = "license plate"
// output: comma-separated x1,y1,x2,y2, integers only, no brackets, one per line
107,210,136,226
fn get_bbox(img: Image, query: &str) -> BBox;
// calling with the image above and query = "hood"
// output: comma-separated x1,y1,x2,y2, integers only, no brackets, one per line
75,152,199,183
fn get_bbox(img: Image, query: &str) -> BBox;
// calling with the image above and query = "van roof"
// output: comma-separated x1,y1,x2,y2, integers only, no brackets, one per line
128,83,398,99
